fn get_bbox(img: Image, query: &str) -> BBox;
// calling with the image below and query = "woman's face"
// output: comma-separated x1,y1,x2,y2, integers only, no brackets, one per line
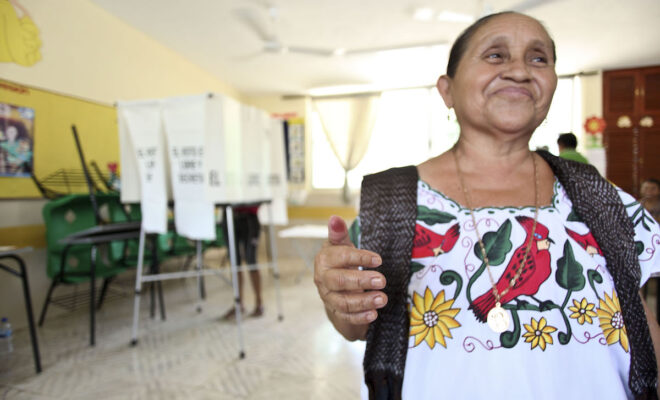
6,126,18,142
439,14,557,138
641,181,660,199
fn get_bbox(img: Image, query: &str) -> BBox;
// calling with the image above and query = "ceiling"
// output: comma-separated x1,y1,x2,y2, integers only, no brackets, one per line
90,0,660,97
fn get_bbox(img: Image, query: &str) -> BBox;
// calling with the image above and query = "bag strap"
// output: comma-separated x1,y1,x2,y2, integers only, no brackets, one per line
360,166,418,400
537,150,658,398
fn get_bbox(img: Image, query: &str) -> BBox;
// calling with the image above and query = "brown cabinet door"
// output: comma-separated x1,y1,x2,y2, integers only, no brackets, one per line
639,67,660,186
640,66,660,116
603,69,637,119
603,66,660,196
605,131,636,194
640,128,660,184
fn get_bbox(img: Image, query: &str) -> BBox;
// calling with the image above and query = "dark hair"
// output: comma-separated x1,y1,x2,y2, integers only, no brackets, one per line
446,11,557,78
642,178,660,188
557,133,578,149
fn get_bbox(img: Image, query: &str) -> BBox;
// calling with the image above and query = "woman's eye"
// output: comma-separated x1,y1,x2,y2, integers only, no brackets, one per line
486,53,503,61
531,56,547,63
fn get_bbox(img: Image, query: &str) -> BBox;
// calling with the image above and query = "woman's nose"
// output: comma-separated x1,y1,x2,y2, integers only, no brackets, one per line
500,58,532,82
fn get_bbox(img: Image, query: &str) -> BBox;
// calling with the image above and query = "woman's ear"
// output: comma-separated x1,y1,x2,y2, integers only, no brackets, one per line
436,75,453,109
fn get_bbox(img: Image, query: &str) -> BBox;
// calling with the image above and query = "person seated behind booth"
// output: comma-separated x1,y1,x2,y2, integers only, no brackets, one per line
222,205,264,320
557,132,589,164
641,178,660,222
314,12,660,399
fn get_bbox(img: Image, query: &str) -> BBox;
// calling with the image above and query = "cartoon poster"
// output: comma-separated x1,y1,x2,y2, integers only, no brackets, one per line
0,102,34,177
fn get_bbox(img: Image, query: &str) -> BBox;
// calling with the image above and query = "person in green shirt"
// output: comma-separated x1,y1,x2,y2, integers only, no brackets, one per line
557,132,589,164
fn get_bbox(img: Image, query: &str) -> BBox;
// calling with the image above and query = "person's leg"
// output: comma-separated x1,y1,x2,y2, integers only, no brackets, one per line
246,212,263,316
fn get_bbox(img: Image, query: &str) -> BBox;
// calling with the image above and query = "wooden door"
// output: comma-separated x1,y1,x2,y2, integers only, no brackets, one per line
603,69,637,193
603,66,660,196
639,67,660,185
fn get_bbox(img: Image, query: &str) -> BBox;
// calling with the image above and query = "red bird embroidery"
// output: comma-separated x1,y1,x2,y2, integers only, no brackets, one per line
412,223,460,258
470,216,553,323
565,227,603,256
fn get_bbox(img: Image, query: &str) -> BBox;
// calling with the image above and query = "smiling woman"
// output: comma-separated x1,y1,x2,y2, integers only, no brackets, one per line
313,11,660,400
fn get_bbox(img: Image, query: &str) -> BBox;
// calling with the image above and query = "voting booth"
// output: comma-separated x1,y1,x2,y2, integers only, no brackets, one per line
117,93,287,356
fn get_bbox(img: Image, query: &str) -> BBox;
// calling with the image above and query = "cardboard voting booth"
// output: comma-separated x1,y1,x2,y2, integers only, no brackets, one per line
117,92,287,355
118,100,169,234
118,93,289,232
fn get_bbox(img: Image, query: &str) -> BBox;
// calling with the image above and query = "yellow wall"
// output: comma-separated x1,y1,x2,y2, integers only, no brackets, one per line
0,79,118,198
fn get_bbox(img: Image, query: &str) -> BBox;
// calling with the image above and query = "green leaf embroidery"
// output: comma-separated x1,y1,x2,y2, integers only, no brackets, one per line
626,202,655,232
567,210,582,222
500,306,521,348
417,205,456,226
348,219,360,247
410,261,425,274
587,269,603,300
555,240,586,291
473,219,513,267
635,241,644,256
440,270,463,300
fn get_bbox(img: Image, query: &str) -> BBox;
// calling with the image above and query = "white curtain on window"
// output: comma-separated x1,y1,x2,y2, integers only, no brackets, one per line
313,93,380,203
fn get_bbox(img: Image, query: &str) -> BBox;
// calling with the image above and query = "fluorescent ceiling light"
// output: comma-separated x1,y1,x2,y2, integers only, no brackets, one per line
412,7,435,21
333,48,346,56
436,10,474,23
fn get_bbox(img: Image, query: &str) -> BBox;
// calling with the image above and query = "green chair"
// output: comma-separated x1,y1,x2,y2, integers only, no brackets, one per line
38,193,131,325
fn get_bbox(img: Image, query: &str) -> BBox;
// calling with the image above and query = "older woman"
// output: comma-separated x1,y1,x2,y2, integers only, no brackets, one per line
314,12,660,400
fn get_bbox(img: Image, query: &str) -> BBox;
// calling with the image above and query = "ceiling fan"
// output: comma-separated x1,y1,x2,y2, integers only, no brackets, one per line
233,3,447,58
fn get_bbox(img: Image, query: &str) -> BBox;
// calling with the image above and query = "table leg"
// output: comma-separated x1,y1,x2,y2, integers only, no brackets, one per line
131,228,146,346
89,246,97,347
17,258,42,373
0,255,42,373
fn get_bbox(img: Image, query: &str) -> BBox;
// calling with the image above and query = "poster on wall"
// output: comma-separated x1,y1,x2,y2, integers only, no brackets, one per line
0,102,34,177
286,118,305,184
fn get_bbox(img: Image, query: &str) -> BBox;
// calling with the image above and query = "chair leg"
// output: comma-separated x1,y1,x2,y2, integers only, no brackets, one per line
200,276,206,300
150,281,156,318
97,277,113,310
38,279,58,326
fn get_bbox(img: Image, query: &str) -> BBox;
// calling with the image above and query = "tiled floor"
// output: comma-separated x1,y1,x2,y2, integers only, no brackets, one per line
0,253,366,399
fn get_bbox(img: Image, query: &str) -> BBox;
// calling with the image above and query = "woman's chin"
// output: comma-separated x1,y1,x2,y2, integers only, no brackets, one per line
484,105,543,135
488,118,539,135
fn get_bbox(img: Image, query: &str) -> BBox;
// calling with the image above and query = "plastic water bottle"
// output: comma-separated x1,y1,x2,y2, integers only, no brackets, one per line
0,317,13,355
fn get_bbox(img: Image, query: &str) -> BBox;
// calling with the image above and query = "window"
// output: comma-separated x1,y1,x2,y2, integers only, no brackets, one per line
312,77,578,190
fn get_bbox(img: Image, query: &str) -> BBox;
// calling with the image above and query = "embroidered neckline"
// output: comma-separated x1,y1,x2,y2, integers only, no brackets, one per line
418,178,562,213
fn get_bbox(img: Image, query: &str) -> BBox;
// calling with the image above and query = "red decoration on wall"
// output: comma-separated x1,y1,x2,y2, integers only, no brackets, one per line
584,116,606,135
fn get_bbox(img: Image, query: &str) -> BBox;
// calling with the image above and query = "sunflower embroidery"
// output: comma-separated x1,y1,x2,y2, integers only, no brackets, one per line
409,287,461,349
597,290,629,353
522,317,557,351
568,297,597,325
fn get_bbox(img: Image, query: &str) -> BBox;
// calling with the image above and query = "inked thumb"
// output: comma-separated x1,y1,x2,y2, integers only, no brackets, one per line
327,215,353,246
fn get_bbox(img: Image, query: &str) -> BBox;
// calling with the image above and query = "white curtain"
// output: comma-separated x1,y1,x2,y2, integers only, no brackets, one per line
313,93,380,203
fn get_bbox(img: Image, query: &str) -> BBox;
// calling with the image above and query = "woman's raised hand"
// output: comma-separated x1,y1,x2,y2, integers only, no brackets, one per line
314,215,387,340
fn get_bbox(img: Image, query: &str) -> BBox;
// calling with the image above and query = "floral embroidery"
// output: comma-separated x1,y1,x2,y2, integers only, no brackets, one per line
597,290,629,353
410,287,461,349
522,317,557,351
568,298,597,325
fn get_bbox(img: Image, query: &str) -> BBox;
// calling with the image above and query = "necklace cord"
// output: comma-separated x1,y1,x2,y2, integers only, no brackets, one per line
452,148,540,305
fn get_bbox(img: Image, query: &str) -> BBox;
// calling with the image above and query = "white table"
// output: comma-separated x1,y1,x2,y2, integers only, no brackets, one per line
278,225,327,282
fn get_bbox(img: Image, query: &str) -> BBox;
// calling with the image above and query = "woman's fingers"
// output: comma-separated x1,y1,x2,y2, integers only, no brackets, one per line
324,290,388,325
324,290,388,315
321,268,385,292
316,245,381,270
